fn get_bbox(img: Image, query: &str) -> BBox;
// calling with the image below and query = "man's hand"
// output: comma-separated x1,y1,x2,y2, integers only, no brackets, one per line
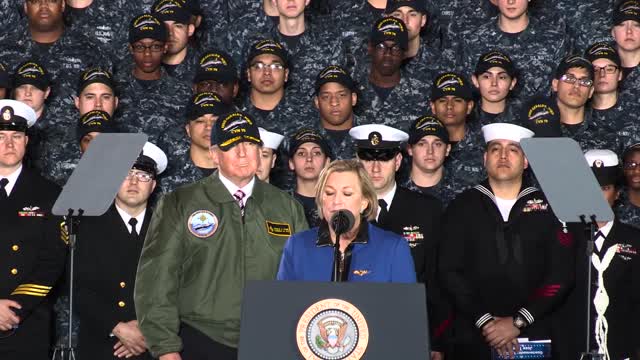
482,317,520,349
113,341,135,358
112,320,147,357
431,351,444,360
159,353,182,360
0,299,21,331
494,338,520,359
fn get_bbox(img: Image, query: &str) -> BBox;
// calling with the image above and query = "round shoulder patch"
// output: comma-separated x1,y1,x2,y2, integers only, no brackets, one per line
187,210,218,238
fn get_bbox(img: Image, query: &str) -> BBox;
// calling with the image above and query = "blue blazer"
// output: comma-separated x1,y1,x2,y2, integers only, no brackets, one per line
277,223,416,283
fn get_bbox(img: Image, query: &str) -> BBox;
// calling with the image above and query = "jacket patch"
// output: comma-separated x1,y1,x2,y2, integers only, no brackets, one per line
352,269,370,276
188,210,218,238
18,206,45,217
266,221,291,237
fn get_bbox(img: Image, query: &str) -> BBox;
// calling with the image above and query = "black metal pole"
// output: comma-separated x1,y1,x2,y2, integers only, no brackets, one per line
579,215,603,360
53,209,82,360
332,232,341,282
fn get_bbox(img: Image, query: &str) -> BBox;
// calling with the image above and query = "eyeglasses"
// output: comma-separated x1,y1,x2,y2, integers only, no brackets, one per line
624,162,640,170
593,65,619,74
357,149,398,161
131,43,164,53
250,62,285,71
126,170,154,182
560,74,593,87
375,42,403,56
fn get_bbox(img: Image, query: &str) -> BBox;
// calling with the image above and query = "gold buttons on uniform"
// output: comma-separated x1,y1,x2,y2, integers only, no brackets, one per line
11,245,19,251
10,268,18,275
118,301,125,308
120,282,126,288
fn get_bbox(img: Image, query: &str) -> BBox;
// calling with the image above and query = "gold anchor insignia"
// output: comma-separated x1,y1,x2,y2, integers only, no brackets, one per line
370,134,380,146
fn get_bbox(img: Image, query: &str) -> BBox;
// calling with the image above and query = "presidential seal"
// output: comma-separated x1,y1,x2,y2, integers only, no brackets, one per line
297,299,369,360
187,210,218,238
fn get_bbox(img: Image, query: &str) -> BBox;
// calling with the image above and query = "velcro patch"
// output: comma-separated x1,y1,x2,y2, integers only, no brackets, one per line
266,221,292,237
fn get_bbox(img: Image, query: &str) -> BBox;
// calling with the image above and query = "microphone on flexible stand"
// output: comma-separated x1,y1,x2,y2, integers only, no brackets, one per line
330,210,355,282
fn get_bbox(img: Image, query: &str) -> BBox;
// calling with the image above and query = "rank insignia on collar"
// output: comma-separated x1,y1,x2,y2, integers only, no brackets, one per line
18,206,45,217
402,226,424,247
352,269,370,276
522,198,548,213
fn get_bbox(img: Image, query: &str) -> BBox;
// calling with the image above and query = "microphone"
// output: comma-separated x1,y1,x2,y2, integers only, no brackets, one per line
330,209,355,236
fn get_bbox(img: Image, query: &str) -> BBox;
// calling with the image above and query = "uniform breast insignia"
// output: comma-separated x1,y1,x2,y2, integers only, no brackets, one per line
18,206,45,217
297,299,369,360
187,210,218,238
266,221,292,237
402,226,424,248
616,243,637,258
352,270,370,276
522,198,548,213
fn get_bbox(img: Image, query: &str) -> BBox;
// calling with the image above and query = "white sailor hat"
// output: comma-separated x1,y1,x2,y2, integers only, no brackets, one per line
584,149,620,186
134,141,168,176
258,127,284,150
349,124,409,149
0,99,37,131
481,123,534,144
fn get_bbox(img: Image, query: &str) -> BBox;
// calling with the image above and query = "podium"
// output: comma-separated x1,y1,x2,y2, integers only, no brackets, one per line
238,281,429,360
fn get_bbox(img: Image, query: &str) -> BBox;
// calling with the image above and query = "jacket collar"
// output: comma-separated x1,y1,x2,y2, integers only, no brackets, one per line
203,170,264,206
316,218,369,247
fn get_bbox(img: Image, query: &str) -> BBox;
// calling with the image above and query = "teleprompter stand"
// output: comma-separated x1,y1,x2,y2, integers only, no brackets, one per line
521,138,613,360
50,134,147,360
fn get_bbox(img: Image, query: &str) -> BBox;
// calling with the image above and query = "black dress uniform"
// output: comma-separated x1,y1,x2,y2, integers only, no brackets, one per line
374,186,450,351
554,221,640,360
439,181,575,359
0,168,65,360
75,204,153,360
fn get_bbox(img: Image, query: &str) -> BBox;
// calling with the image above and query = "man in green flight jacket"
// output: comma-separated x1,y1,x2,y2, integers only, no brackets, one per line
134,111,308,360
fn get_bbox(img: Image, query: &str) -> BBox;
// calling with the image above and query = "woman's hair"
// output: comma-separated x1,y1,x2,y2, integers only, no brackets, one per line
314,159,378,221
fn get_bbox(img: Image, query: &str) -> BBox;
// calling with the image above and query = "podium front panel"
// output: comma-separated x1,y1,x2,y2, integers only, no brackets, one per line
238,281,429,360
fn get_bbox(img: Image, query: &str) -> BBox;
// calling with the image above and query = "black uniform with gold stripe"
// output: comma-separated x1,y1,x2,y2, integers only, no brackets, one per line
0,167,65,360
75,204,153,360
374,186,450,351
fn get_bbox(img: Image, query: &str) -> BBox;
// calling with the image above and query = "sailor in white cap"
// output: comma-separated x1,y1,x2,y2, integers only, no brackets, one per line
0,99,66,358
351,124,448,352
74,141,167,360
440,123,574,359
554,149,640,360
256,127,284,183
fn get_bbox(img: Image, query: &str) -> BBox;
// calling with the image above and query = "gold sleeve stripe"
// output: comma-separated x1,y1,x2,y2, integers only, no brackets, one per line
14,287,50,294
10,290,48,297
15,284,52,290
13,288,50,295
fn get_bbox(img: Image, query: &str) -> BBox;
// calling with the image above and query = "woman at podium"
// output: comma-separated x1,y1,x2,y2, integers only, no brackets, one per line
277,160,416,282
